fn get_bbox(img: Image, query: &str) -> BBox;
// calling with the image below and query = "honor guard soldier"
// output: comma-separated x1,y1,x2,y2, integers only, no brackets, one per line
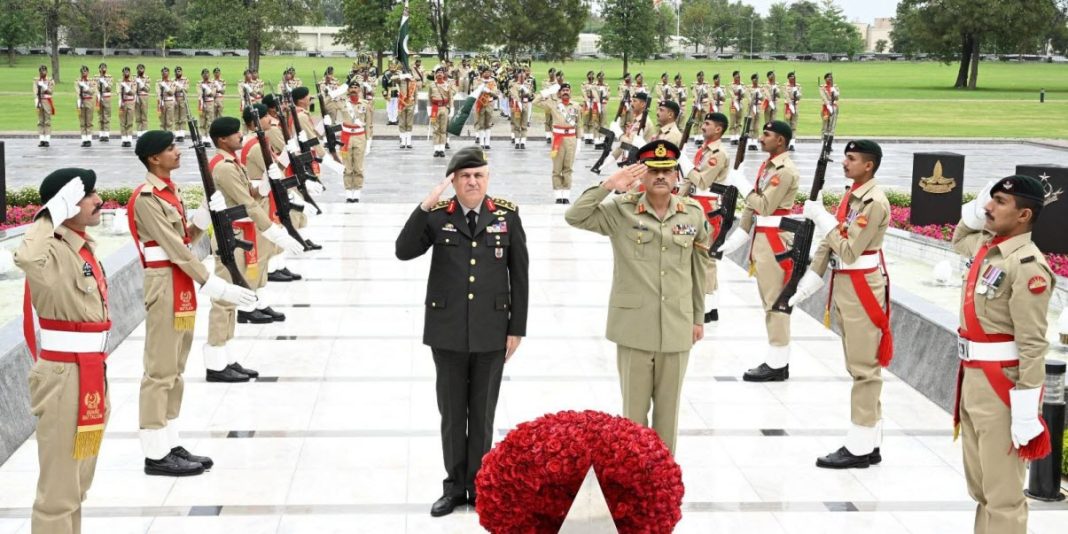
118,67,136,147
611,92,655,164
618,72,636,127
784,72,801,150
746,73,764,150
320,67,342,123
17,168,110,534
473,68,499,150
128,130,256,475
240,70,255,110
717,121,800,381
728,71,745,145
198,68,217,129
677,112,731,322
581,70,598,145
278,67,302,94
655,73,671,107
534,82,583,204
34,65,55,147
134,64,151,137
791,140,893,468
203,117,303,381
458,58,473,94
395,68,418,149
592,72,610,148
566,141,711,455
337,84,370,202
762,71,779,125
429,68,454,157
173,66,190,141
395,147,529,518
651,100,683,147
820,72,839,136
710,73,726,115
634,73,649,98
671,74,688,128
96,63,113,142
952,175,1055,534
262,94,324,258
691,72,710,143
508,70,532,150
157,67,176,134
359,68,378,149
212,67,226,119
75,66,95,147
291,86,327,163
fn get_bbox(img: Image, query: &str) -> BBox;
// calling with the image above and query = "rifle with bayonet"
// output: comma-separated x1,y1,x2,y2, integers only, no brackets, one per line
679,105,700,147
274,88,324,215
733,115,752,170
249,106,312,251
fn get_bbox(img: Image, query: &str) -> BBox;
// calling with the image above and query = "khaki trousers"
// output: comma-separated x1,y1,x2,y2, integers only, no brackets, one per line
617,345,689,455
705,259,718,294
432,111,449,145
207,234,252,346
140,268,193,429
822,115,834,135
78,106,93,135
175,99,189,128
399,104,415,132
37,107,52,135
119,101,135,135
29,360,110,534
135,97,149,131
213,99,224,121
159,102,176,131
543,110,552,133
364,105,375,138
343,135,367,190
510,107,528,138
200,102,216,132
787,112,798,134
763,107,776,125
729,107,743,137
97,97,111,132
476,106,494,130
551,137,576,190
960,366,1027,534
831,270,885,426
751,231,792,346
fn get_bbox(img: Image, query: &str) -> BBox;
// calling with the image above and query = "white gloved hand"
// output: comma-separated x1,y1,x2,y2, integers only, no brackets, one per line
609,119,623,137
632,135,647,149
263,224,304,256
725,168,753,194
200,274,256,306
38,81,47,89
297,131,309,143
540,83,561,98
322,115,333,126
256,177,271,196
207,191,227,212
328,84,348,100
1009,388,1045,449
306,179,325,195
302,202,318,220
286,137,301,155
788,270,825,307
961,179,996,230
717,229,749,255
43,178,86,228
268,166,284,181
804,199,838,237
189,205,212,230
677,149,695,177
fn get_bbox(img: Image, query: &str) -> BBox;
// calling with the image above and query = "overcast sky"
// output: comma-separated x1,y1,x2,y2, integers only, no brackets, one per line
739,0,900,22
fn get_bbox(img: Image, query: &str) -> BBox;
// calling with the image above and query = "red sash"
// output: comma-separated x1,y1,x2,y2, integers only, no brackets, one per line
746,160,793,282
825,250,893,366
208,153,260,277
550,124,576,158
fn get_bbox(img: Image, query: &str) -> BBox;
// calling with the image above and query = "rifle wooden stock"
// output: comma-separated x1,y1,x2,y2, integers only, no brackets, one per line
733,116,752,170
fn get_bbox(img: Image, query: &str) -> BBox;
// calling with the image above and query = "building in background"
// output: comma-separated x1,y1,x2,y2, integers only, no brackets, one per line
852,18,894,53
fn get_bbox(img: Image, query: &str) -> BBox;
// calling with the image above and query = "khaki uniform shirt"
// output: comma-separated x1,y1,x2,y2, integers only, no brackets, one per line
655,82,671,103
508,81,531,110
692,82,710,112
213,77,225,99
533,93,583,134
671,84,687,107
565,187,711,353
134,75,151,97
15,216,109,324
747,84,764,115
34,77,55,104
681,139,729,194
763,82,779,111
429,82,454,111
198,79,217,105
173,77,189,100
952,227,1055,389
811,179,890,276
820,84,839,110
75,77,97,107
131,173,210,284
157,80,175,107
212,149,272,233
730,82,747,112
97,74,113,99
651,122,683,147
738,152,799,233
296,108,324,158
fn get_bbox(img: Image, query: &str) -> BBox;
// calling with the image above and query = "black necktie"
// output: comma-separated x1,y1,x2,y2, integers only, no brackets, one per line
467,210,478,234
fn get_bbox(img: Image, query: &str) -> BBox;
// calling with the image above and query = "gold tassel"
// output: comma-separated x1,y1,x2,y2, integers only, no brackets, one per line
246,263,259,281
823,309,832,329
748,263,756,277
952,423,960,442
72,427,103,460
173,314,196,332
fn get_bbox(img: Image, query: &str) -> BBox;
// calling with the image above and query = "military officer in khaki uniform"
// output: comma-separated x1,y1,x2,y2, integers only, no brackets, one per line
951,174,1055,534
75,66,95,147
820,72,839,136
337,85,370,202
198,69,217,129
565,140,711,454
212,68,226,120
35,65,55,147
118,67,136,147
650,100,683,147
134,64,151,137
762,71,780,126
784,72,801,151
534,82,583,204
95,63,113,142
17,168,110,534
157,67,176,133
508,70,531,150
473,69,499,149
746,74,764,150
677,112,730,323
172,66,190,141
429,68,454,157
128,130,256,475
717,121,800,381
395,69,418,149
791,140,893,468
728,71,745,145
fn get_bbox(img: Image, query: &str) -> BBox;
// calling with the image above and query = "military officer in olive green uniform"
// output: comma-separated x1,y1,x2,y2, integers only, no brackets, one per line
791,140,893,468
716,121,800,382
566,140,711,455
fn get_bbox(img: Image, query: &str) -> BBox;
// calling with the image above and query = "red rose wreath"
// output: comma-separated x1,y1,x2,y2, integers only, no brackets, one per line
475,410,685,533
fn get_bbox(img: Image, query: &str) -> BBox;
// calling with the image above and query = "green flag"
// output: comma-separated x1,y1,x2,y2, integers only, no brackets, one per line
395,1,411,73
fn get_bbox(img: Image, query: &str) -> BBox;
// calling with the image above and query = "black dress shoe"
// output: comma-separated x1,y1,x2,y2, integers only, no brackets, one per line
268,270,295,282
519,143,525,149
303,241,322,251
346,198,356,203
101,137,109,143
430,494,467,517
816,446,872,469
206,366,251,383
43,141,50,147
594,143,604,149
170,446,214,469
280,267,303,280
145,452,204,476
176,136,185,142
704,309,719,323
237,309,274,324
38,141,46,147
742,363,789,382
258,307,286,321
227,362,259,379
121,141,131,148
445,143,451,149
789,145,796,152
869,447,882,465
560,198,570,205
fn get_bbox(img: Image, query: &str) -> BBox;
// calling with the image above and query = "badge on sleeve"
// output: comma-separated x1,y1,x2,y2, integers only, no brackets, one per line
1028,275,1049,294
82,262,94,277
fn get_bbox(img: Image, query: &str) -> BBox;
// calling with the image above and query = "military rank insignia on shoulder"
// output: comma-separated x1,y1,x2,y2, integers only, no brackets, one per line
621,192,640,203
430,200,451,212
491,197,517,212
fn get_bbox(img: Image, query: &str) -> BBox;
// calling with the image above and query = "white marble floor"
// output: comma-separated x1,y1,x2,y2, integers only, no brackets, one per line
1,203,1066,533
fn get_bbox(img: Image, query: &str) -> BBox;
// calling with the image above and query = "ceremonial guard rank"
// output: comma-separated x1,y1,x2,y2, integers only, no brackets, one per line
717,121,800,381
651,100,683,147
566,141,711,454
785,72,801,149
278,67,302,94
198,69,217,129
952,175,1055,534
793,140,894,468
157,67,176,134
671,74,688,128
75,66,96,147
618,73,636,131
655,73,671,107
34,65,55,147
508,70,531,150
118,67,136,147
172,67,190,141
534,82,583,204
95,63,113,142
430,69,454,157
710,73,726,115
746,74,764,149
762,71,779,125
128,131,254,476
820,72,839,135
134,64,151,137
212,68,226,119
395,148,529,518
474,69,499,149
728,71,745,144
611,93,655,163
292,87,326,160
17,169,110,534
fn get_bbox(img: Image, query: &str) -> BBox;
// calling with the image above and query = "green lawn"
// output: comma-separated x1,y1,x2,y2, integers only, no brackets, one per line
2,55,1067,137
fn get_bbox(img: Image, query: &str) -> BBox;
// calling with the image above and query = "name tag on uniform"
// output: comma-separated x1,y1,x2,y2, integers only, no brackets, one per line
672,224,697,236
487,222,508,234
442,223,458,232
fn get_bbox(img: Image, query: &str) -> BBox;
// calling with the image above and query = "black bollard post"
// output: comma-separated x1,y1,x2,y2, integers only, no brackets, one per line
1025,360,1066,502
1040,89,1046,103
0,141,6,224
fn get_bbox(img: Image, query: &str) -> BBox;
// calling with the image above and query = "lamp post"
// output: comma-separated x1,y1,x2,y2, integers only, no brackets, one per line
750,16,754,58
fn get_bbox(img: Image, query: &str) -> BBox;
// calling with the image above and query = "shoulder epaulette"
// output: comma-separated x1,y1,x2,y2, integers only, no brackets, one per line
863,198,874,205
430,200,450,212
621,193,641,203
1020,256,1036,264
491,197,517,211
711,149,720,154
774,163,784,170
683,196,703,209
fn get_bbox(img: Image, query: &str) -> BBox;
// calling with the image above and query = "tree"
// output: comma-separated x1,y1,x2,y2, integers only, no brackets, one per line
763,1,793,52
807,0,861,55
122,0,181,50
786,0,819,53
730,1,763,55
336,0,397,72
680,1,714,53
67,0,128,52
875,39,887,53
426,0,451,60
182,0,321,72
452,0,586,61
0,0,41,66
599,0,657,75
34,0,72,82
653,3,677,54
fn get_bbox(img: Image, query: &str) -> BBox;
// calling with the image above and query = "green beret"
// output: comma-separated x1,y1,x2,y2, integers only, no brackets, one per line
242,104,269,124
446,146,489,176
763,120,793,143
824,72,833,80
659,99,680,117
209,116,241,139
40,168,95,206
134,130,174,163
991,175,1047,204
697,71,704,77
732,70,739,76
750,73,759,81
844,140,882,162
262,94,278,109
632,92,650,103
291,86,310,100
587,70,594,76
674,73,681,80
713,73,720,80
560,82,571,90
636,140,680,169
705,112,729,129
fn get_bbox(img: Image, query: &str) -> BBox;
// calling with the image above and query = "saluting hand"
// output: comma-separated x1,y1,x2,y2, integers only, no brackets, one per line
600,164,644,192
421,174,454,211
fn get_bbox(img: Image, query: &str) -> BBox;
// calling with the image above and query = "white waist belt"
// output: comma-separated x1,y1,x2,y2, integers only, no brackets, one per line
342,124,365,134
957,338,1019,362
754,215,782,228
552,127,576,135
143,245,170,263
40,329,110,353
832,253,880,271
691,192,720,201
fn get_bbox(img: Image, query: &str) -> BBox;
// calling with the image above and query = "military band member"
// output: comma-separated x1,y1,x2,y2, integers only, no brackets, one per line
785,72,801,151
747,74,764,150
212,67,226,119
717,121,800,381
321,67,344,123
565,141,710,455
395,148,529,518
820,72,839,136
542,67,557,143
728,71,745,145
129,130,256,476
173,66,190,141
671,74,688,128
134,64,151,137
157,67,176,134
677,113,730,323
395,68,418,149
508,70,531,150
791,140,893,468
582,71,598,145
951,174,1055,534
762,71,779,126
17,168,110,534
474,69,499,150
34,65,55,147
75,66,96,147
118,67,137,147
592,72,610,148
651,100,683,147
535,82,583,204
96,63,113,143
199,69,217,131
